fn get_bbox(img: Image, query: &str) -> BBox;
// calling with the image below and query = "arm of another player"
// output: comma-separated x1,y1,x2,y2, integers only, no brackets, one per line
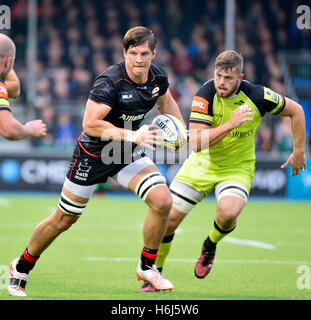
278,97,306,176
156,89,186,127
4,69,20,99
0,110,46,140
82,99,162,150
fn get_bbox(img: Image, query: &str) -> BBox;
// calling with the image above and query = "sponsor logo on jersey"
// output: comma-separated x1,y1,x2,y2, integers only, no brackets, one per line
234,99,245,106
119,113,146,121
227,128,255,138
121,93,133,99
191,96,209,114
264,87,279,104
152,86,160,98
0,82,8,99
74,160,91,181
152,86,159,94
136,85,147,90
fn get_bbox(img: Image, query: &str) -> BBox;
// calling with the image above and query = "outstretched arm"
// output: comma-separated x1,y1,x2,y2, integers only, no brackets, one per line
279,97,306,176
0,110,46,140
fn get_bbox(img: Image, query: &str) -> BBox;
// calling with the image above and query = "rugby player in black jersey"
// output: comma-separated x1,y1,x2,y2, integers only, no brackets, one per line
9,26,185,296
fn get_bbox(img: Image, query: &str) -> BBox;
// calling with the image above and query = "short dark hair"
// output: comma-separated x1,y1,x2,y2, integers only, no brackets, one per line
215,50,243,74
123,26,156,52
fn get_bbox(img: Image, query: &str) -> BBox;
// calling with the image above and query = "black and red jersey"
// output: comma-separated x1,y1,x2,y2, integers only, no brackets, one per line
67,61,169,184
88,61,168,129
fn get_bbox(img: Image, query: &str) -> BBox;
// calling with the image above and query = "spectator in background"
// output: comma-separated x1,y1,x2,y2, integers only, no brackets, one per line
276,117,294,154
170,38,193,76
256,124,274,153
176,77,200,125
32,104,56,148
55,112,77,148
7,0,310,155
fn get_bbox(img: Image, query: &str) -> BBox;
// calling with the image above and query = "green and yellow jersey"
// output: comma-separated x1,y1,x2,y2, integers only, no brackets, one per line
0,81,11,112
174,79,285,194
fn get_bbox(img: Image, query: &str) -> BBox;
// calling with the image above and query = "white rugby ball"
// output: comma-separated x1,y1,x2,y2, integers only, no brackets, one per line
152,114,188,152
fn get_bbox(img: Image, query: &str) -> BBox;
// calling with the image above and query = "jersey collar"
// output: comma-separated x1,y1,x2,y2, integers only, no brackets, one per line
120,61,152,90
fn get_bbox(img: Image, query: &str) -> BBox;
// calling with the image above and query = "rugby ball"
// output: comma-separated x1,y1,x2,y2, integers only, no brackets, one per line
152,114,188,152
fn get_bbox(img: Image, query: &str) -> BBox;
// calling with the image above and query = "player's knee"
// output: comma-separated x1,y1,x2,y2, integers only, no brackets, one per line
148,190,172,215
58,214,78,231
51,209,78,232
217,202,240,225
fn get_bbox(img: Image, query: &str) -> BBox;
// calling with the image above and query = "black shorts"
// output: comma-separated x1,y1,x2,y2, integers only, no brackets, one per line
66,136,145,186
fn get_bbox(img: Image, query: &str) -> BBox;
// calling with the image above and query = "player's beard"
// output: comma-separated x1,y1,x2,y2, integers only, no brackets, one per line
217,80,240,98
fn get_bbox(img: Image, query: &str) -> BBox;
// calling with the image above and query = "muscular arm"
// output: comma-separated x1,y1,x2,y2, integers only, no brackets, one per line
82,99,161,149
0,110,46,140
156,89,185,126
4,69,20,99
279,97,306,175
189,121,232,151
189,107,254,152
279,98,305,154
82,99,127,140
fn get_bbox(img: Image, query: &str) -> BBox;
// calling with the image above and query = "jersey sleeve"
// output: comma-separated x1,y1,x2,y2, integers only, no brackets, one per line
189,80,215,126
152,64,169,96
88,76,118,109
245,82,285,116
0,81,11,112
261,86,286,115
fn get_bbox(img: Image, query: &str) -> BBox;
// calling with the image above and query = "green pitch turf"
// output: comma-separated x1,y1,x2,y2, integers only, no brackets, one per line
0,194,310,300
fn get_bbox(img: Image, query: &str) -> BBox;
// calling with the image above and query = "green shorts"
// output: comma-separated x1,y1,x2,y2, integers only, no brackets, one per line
173,152,254,196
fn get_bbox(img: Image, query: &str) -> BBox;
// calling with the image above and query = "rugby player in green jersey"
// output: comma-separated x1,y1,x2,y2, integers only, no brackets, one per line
140,50,306,291
0,33,46,140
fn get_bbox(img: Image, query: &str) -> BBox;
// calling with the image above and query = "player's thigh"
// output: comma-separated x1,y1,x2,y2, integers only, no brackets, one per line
117,156,170,209
169,180,205,214
57,177,96,218
173,154,215,197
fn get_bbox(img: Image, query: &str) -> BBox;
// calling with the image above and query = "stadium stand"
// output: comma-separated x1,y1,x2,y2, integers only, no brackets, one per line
5,0,311,155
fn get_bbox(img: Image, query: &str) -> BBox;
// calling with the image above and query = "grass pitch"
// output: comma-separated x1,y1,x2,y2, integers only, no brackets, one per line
0,194,310,300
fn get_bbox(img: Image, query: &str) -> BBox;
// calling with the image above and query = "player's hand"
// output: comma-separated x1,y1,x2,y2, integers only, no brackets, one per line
281,151,306,176
24,119,47,138
127,124,163,150
229,105,254,129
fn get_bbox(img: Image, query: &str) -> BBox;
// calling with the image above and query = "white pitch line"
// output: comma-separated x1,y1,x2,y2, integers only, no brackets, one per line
223,236,276,250
83,257,311,265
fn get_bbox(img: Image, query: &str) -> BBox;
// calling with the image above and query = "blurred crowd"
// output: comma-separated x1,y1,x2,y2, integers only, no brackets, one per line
7,0,311,154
